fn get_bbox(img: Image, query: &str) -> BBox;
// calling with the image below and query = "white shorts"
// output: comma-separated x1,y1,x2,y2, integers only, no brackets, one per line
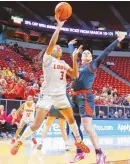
36,94,71,110
21,117,34,124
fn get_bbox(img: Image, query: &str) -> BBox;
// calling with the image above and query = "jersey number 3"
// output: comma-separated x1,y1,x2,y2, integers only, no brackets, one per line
60,71,65,80
26,113,31,117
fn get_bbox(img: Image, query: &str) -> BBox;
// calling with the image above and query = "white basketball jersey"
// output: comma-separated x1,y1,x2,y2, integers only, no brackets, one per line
41,53,70,95
22,102,36,120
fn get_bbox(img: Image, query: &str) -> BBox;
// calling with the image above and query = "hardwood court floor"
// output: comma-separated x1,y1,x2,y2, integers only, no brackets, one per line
0,138,130,164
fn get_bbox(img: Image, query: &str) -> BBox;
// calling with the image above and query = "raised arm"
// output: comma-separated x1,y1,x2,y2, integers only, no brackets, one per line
45,16,65,55
67,45,83,78
90,32,125,71
68,39,77,55
33,49,45,62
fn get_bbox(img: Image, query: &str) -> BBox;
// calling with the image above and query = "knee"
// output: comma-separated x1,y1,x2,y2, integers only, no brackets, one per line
60,126,65,132
67,117,75,125
84,126,93,135
45,123,51,129
31,123,41,131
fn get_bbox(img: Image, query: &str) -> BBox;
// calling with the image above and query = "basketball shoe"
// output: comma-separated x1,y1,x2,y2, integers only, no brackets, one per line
75,141,90,153
96,152,106,164
70,152,86,163
10,141,23,155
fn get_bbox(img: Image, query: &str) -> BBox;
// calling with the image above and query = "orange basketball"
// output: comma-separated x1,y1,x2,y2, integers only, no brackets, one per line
55,2,72,21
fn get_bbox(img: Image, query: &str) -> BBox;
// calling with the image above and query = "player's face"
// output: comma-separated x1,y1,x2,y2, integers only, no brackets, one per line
12,109,16,114
81,50,92,64
27,96,33,102
52,45,62,58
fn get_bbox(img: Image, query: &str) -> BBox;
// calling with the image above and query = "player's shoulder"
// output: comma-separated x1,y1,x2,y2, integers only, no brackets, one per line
60,60,67,64
44,52,55,61
21,103,25,108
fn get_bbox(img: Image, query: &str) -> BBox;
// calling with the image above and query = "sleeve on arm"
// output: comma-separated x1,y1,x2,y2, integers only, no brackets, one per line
68,44,75,56
43,53,53,67
92,39,120,70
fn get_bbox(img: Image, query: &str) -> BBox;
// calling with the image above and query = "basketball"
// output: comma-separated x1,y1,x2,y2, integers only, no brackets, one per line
55,2,72,21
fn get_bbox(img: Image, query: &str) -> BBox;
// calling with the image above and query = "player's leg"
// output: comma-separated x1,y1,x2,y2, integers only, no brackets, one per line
71,103,84,154
11,120,26,144
10,95,52,155
82,117,106,163
54,94,90,153
59,107,90,153
58,118,70,151
42,116,56,139
82,117,99,149
70,106,86,163
11,108,48,155
80,93,106,163
27,120,37,145
36,116,56,150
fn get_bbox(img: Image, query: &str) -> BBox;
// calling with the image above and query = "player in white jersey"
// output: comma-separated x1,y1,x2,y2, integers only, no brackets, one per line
11,16,90,155
11,95,37,145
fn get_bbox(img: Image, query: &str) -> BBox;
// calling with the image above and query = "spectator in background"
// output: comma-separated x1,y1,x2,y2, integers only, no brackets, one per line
1,67,13,77
11,70,16,77
33,80,39,90
2,67,7,76
107,86,112,95
0,106,17,137
114,111,119,119
9,59,16,68
113,94,119,105
5,57,11,62
108,109,114,119
39,75,44,84
118,109,124,119
17,67,24,79
13,42,19,53
6,109,16,124
0,83,4,99
4,83,16,99
0,44,4,50
10,42,13,46
29,73,35,84
0,105,7,121
0,79,7,90
0,105,11,138
6,109,19,131
124,110,130,119
126,94,130,106
121,96,129,106
25,86,36,98
12,80,25,100
97,111,107,119
112,88,118,97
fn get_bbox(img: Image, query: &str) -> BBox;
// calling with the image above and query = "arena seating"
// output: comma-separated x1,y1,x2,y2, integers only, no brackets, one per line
93,68,130,96
25,48,40,60
104,56,130,81
0,47,130,96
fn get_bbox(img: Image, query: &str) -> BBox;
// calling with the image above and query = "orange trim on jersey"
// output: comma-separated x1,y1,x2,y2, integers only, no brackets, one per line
87,63,96,74
83,93,93,116
73,89,93,116
85,98,93,116
73,89,92,95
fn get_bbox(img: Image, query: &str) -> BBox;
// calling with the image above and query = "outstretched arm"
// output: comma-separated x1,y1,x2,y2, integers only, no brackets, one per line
90,32,125,71
45,16,65,55
67,45,83,78
68,39,77,55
